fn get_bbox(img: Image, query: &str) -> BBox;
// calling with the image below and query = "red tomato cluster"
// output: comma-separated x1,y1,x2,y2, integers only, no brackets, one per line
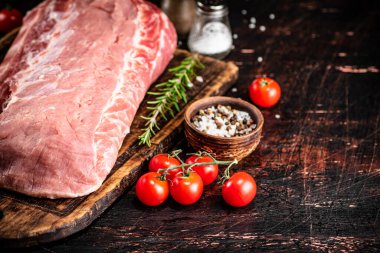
136,152,257,207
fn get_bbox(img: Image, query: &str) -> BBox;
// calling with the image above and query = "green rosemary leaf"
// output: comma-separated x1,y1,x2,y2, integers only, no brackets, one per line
155,82,169,87
140,115,151,120
147,91,163,95
173,102,180,112
138,55,203,146
147,100,160,104
160,111,168,121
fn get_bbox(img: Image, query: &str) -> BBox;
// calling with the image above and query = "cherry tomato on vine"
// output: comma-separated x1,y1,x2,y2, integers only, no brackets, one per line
170,171,203,205
136,172,169,206
0,8,23,33
249,77,281,108
222,172,257,207
149,153,181,180
185,155,218,185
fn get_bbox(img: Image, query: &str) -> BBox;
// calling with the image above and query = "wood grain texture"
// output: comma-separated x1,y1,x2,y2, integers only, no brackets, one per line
0,44,238,246
1,0,380,251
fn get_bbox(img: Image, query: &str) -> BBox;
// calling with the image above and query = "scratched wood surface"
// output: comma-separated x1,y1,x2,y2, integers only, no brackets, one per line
3,0,380,251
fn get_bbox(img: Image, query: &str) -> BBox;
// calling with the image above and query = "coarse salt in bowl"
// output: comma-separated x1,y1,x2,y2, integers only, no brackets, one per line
184,96,264,161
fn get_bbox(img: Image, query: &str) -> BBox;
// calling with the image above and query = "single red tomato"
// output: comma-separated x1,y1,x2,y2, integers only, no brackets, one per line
136,172,169,206
149,154,181,180
185,155,218,185
222,172,257,207
249,77,281,108
170,171,204,205
0,8,23,33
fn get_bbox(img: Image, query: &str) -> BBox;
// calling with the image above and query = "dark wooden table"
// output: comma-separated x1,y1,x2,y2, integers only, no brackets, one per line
4,0,380,252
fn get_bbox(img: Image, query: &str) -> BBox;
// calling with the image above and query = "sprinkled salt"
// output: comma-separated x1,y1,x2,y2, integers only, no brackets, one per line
269,13,275,20
250,17,256,23
233,34,238,39
249,23,256,29
191,105,257,138
259,25,266,32
231,87,238,92
275,114,280,119
196,76,204,83
241,49,255,53
241,9,247,15
257,56,263,62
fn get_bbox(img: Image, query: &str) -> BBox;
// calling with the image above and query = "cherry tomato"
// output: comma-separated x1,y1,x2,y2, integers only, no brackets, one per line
185,155,218,185
222,172,257,207
149,154,181,180
249,77,281,108
170,171,204,205
136,172,169,206
0,8,23,33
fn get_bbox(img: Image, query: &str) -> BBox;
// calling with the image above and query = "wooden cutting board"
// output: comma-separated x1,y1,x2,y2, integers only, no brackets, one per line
0,30,238,247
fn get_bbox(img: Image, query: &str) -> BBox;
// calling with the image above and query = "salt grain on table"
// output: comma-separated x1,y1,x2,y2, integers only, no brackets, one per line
257,56,263,62
259,25,266,32
196,76,204,83
269,13,275,20
249,23,256,29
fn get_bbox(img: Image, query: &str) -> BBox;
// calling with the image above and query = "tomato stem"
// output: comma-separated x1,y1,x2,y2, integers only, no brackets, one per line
220,160,238,184
169,149,186,174
169,149,183,159
259,78,269,87
158,150,238,179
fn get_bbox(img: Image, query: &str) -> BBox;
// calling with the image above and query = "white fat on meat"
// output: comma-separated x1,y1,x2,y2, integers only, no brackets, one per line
0,0,177,198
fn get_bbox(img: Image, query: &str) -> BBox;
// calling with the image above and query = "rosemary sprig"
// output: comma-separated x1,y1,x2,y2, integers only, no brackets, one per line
138,56,204,146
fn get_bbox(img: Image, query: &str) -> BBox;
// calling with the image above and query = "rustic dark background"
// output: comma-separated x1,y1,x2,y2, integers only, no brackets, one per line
2,0,380,252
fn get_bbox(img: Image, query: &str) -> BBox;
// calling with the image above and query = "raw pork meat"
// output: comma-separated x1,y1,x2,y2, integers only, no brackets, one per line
0,0,177,198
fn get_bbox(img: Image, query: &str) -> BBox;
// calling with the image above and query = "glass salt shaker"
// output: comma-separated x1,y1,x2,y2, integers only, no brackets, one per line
188,0,232,59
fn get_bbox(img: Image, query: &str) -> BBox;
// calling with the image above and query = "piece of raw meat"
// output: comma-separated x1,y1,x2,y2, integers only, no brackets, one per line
0,0,177,198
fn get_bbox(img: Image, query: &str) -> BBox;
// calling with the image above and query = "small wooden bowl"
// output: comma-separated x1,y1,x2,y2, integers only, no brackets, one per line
184,96,264,161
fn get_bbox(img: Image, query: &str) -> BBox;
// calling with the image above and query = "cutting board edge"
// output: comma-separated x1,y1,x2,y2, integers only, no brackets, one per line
0,56,239,248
